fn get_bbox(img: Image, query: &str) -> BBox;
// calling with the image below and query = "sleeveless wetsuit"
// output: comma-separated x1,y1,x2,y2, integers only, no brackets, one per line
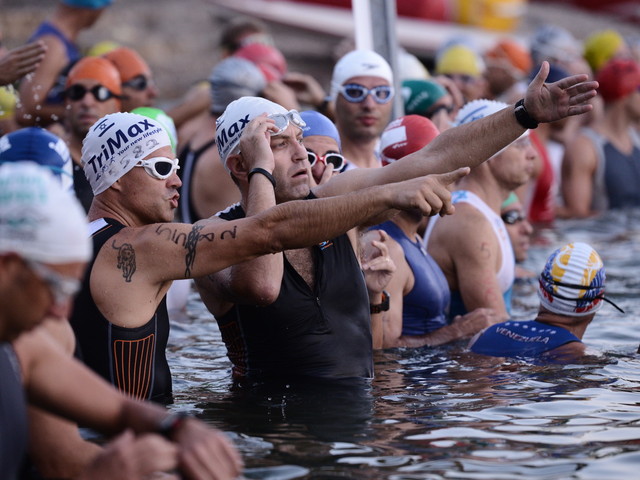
28,22,81,105
177,138,217,223
582,127,640,211
470,320,580,358
216,198,373,381
424,190,515,319
376,220,450,335
70,218,172,403
0,343,28,480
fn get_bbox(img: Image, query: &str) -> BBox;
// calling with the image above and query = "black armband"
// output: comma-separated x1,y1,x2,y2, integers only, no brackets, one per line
248,167,276,189
514,98,539,129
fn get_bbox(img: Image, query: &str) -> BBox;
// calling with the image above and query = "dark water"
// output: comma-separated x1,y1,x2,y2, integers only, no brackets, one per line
167,210,640,480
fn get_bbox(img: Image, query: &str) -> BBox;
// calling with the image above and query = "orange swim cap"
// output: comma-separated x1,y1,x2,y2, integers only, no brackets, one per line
103,47,151,84
66,56,122,95
485,39,532,76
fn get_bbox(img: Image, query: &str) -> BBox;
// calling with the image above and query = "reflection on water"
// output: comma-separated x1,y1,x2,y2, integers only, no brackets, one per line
168,212,640,479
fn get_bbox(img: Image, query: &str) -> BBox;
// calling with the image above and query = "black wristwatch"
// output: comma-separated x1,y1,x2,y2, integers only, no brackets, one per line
157,412,190,439
514,98,539,129
370,290,390,314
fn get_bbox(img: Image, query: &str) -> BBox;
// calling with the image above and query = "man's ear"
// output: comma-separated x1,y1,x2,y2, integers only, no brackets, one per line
226,153,248,181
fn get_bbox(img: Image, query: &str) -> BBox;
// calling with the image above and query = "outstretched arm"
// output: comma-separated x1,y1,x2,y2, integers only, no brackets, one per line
315,62,598,198
0,40,46,86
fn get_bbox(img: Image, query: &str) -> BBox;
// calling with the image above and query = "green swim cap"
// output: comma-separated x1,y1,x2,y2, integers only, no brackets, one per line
131,107,178,154
402,79,447,117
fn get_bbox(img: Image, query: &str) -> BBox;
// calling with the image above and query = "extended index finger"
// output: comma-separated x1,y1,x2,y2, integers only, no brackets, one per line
435,166,470,187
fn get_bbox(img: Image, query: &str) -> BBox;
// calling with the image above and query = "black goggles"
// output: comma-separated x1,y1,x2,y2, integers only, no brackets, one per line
65,84,120,102
123,74,150,91
501,209,526,225
539,274,625,313
307,150,345,171
338,83,394,104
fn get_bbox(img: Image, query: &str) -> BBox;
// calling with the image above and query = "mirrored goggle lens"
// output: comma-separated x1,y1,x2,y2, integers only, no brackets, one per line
340,84,394,104
136,157,180,179
123,74,149,91
66,84,117,102
501,209,525,225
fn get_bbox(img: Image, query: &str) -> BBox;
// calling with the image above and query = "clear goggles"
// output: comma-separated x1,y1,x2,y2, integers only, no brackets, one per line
268,110,306,136
338,83,394,104
307,150,345,172
135,156,180,180
26,259,81,306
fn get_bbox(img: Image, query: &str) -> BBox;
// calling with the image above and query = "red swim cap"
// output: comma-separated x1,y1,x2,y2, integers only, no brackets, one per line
234,43,287,82
380,115,440,166
596,59,640,102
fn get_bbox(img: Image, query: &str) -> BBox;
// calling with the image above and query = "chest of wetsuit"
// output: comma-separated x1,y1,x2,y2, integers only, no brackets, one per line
177,139,216,223
377,220,450,335
0,343,28,480
70,218,172,403
217,202,373,381
470,320,580,358
603,142,640,209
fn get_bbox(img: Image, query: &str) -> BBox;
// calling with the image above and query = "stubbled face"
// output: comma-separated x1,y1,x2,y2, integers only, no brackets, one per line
334,75,393,144
302,135,342,184
66,79,121,139
490,136,537,191
268,124,310,203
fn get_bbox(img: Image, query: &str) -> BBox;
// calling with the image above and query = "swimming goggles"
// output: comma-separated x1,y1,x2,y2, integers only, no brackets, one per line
338,83,394,104
307,150,345,172
135,156,180,180
267,110,306,135
501,209,526,225
66,84,120,102
123,74,151,91
26,259,82,307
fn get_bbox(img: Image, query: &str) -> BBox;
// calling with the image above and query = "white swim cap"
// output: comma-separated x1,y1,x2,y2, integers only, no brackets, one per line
0,162,91,264
215,96,287,164
82,112,172,195
330,50,393,100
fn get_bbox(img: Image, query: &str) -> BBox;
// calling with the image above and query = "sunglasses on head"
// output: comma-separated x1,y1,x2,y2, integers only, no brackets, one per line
501,209,526,225
135,156,180,180
267,110,306,136
123,74,150,91
338,83,394,104
25,259,81,306
66,84,120,102
307,150,345,171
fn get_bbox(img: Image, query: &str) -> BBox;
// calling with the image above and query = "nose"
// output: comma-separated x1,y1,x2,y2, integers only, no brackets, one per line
360,92,377,108
521,218,533,235
168,170,182,188
294,141,308,163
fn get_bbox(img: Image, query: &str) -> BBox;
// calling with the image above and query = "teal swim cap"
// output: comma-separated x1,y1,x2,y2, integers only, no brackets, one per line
62,0,113,10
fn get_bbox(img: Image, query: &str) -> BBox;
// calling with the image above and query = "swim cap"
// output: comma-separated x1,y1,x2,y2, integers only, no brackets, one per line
0,85,17,121
530,25,581,65
208,56,267,115
131,107,178,154
501,191,519,210
66,56,122,96
485,39,532,77
398,49,430,81
234,43,287,83
402,79,447,117
0,128,73,192
380,115,439,166
61,0,113,9
87,40,120,57
435,44,484,77
584,29,625,73
216,96,287,164
82,112,171,195
596,59,640,102
103,46,151,84
0,162,91,264
528,63,570,84
300,110,341,151
538,242,605,317
331,50,393,100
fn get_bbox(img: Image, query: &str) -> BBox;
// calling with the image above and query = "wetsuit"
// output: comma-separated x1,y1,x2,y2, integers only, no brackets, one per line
177,139,216,223
72,163,93,213
216,198,373,382
376,220,450,335
27,22,81,105
0,343,28,480
70,218,172,403
470,320,580,358
424,190,515,319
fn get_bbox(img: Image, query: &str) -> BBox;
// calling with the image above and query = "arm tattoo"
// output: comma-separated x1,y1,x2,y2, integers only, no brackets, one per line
111,240,136,282
184,224,203,277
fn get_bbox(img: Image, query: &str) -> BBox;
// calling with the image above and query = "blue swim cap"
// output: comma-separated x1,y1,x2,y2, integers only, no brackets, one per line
0,127,74,192
61,0,113,9
300,110,341,151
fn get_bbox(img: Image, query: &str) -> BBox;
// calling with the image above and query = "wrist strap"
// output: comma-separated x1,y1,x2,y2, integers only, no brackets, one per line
514,99,539,129
157,412,190,439
248,167,276,189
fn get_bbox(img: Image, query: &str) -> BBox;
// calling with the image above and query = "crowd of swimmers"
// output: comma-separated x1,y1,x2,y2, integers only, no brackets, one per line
0,0,637,478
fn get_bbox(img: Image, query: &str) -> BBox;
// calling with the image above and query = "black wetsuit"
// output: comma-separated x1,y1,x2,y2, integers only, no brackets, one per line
0,343,28,480
177,139,217,223
70,218,173,403
216,199,373,382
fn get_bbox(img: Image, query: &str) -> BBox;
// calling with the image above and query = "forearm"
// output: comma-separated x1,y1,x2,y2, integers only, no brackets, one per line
398,324,463,348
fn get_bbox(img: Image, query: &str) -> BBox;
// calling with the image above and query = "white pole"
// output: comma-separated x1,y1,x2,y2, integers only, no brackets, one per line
352,0,373,50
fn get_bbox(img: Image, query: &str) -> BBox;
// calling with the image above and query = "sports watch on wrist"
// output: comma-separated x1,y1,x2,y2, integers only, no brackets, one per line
370,290,390,314
514,98,539,129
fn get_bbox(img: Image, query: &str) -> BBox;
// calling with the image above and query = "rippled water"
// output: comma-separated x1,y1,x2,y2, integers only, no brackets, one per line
167,210,640,480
